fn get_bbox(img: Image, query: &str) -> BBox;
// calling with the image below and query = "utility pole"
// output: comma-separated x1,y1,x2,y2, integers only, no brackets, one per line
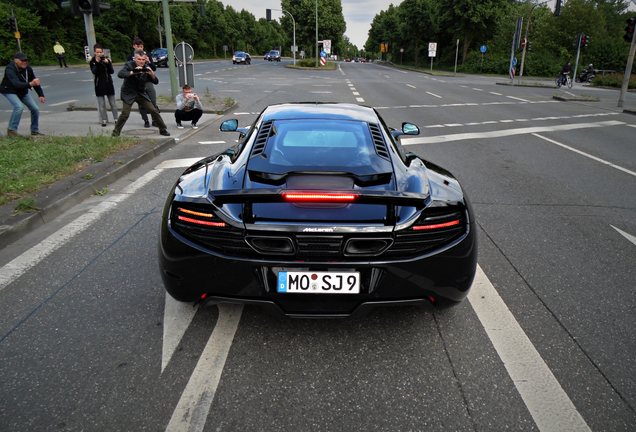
315,0,319,67
618,20,636,108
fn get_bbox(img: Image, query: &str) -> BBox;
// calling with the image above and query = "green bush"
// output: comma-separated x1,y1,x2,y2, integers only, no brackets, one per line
592,73,636,89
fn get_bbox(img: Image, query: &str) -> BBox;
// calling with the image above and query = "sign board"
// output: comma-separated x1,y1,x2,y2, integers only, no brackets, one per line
174,42,194,63
428,42,437,58
323,39,331,54
178,63,195,87
84,46,91,61
291,45,297,53
480,45,487,53
320,57,326,66
223,45,228,52
320,50,327,58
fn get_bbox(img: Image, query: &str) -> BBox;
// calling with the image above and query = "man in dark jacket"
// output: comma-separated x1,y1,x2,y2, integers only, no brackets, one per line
111,50,169,137
0,52,46,136
128,37,158,128
89,43,118,126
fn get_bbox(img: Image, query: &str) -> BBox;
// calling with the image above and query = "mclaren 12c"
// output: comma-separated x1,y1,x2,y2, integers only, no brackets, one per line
159,103,477,317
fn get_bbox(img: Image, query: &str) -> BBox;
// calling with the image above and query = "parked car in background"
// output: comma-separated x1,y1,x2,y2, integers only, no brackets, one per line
267,50,281,62
232,51,251,64
150,48,168,67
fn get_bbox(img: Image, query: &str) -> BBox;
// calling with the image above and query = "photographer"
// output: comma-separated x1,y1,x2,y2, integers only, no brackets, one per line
89,43,118,127
111,50,169,137
175,85,203,129
128,37,158,128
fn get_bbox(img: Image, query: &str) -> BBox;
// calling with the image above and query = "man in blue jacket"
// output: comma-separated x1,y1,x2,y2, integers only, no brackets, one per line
0,52,46,136
111,50,169,137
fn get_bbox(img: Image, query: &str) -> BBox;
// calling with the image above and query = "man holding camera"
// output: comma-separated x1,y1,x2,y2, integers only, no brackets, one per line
128,37,158,128
111,50,169,137
175,85,203,129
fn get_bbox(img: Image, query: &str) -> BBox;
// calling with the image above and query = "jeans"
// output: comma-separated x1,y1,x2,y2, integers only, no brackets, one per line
138,83,157,123
96,94,118,123
2,92,39,133
112,95,166,136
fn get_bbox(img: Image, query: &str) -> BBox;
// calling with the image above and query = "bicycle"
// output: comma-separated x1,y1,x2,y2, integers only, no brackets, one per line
555,72,573,89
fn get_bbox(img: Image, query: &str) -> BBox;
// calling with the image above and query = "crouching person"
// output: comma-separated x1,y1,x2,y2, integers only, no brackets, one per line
175,85,203,129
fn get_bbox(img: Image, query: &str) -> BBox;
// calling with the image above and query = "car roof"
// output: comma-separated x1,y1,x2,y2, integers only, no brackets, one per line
261,103,379,123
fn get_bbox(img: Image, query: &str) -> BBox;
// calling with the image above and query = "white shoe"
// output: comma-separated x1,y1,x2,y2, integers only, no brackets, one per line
191,123,198,129
176,123,184,129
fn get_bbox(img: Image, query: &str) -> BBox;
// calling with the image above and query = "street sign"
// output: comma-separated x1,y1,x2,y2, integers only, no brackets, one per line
84,46,91,61
174,42,194,63
320,57,326,66
320,50,327,58
323,39,331,54
480,45,487,53
428,42,437,57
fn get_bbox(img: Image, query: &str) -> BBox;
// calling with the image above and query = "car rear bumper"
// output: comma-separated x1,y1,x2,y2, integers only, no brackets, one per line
159,222,477,316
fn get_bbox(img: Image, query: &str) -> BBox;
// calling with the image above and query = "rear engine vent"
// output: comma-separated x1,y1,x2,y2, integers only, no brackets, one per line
368,123,390,160
250,121,273,157
246,236,295,255
344,238,393,256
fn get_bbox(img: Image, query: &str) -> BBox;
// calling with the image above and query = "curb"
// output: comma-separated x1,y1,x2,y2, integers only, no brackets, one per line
0,138,176,248
0,101,238,249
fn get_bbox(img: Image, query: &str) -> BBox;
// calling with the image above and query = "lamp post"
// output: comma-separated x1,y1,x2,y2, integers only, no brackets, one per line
268,8,296,65
518,0,550,83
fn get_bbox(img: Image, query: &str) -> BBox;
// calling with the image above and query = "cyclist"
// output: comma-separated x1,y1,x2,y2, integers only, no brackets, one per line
559,62,572,86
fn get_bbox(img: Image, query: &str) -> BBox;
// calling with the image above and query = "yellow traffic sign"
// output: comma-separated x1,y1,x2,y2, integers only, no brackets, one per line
14,31,20,39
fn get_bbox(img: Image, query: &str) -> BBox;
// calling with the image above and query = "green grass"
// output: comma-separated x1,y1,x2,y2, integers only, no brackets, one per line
0,135,137,208
591,73,636,89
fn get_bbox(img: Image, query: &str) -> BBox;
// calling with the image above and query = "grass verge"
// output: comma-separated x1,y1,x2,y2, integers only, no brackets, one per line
0,134,138,209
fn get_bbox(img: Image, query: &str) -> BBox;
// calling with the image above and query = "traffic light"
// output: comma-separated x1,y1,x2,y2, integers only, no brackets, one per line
581,34,587,47
77,0,100,15
266,9,271,21
8,16,17,32
584,35,590,47
625,17,635,43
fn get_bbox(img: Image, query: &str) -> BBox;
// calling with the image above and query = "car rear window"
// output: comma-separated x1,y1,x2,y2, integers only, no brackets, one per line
263,119,381,168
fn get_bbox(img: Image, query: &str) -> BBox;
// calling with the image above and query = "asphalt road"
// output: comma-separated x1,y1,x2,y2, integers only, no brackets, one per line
1,59,635,431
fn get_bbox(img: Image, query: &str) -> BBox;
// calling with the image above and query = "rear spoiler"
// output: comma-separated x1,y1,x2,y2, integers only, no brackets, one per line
210,188,431,225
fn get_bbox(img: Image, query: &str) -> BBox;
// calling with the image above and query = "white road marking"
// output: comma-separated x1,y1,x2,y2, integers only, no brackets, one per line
350,87,357,91
406,84,416,89
472,88,483,91
356,97,365,102
198,141,226,145
165,304,243,432
426,91,442,99
611,226,636,246
469,266,592,432
312,84,332,87
0,169,162,292
162,294,198,373
490,92,503,96
401,120,624,145
533,133,636,177
49,100,78,107
155,158,203,169
352,92,360,96
443,123,463,127
310,91,332,94
507,95,531,102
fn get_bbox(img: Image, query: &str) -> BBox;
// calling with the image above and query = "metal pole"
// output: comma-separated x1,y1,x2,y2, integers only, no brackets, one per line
275,9,296,66
618,29,636,107
454,39,459,75
82,13,96,61
162,0,178,100
573,33,582,84
315,0,319,67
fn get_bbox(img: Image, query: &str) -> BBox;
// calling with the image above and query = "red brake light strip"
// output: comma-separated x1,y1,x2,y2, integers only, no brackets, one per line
283,192,358,202
412,219,461,231
178,207,214,218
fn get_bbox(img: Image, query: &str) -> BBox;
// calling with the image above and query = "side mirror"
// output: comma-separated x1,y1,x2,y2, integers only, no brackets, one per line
220,119,239,132
402,122,420,135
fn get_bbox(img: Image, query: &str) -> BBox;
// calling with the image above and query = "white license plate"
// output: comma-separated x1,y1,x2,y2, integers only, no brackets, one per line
277,271,360,294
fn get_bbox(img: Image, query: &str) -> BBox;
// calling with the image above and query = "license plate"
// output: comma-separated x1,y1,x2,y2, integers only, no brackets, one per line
277,271,360,294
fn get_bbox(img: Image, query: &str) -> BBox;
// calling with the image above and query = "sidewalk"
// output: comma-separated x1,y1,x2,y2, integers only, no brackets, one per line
0,106,228,249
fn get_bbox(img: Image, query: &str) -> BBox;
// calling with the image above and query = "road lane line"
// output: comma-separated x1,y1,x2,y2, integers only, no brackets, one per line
507,96,531,102
426,91,442,98
0,161,204,292
356,97,365,102
533,133,636,177
406,84,416,89
469,266,592,432
162,294,198,373
611,225,636,246
198,141,226,145
49,100,78,107
155,158,204,169
401,120,624,145
165,304,243,432
490,92,503,96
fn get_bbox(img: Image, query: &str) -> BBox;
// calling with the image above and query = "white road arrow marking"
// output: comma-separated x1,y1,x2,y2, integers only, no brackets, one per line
162,294,198,373
611,225,636,246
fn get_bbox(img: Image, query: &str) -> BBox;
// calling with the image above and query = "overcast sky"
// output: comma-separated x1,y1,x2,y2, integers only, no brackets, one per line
230,0,389,48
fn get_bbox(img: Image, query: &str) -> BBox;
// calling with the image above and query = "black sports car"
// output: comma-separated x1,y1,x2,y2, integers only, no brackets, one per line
159,103,477,317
